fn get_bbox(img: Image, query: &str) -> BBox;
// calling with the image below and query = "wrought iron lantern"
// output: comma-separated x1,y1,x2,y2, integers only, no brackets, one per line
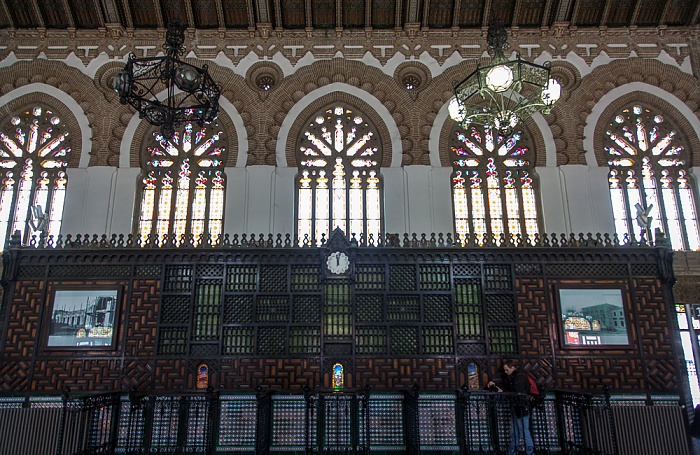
112,22,221,137
449,21,561,135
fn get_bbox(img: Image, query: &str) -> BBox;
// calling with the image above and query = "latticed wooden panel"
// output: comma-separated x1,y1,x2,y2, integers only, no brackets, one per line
222,327,254,355
355,294,383,322
389,264,416,291
424,294,452,322
419,264,451,290
163,265,193,292
355,265,385,290
0,245,680,394
291,265,321,292
260,265,288,292
226,265,257,292
222,294,252,324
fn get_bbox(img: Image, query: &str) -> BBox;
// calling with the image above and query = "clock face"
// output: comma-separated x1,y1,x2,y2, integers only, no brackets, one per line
326,251,350,274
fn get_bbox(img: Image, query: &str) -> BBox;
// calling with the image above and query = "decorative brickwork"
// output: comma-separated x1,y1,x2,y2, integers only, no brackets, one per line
0,241,683,397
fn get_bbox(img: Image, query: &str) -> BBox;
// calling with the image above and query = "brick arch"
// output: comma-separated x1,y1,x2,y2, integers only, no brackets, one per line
0,59,135,167
553,58,700,165
261,58,411,166
284,93,394,169
591,92,700,168
0,92,82,168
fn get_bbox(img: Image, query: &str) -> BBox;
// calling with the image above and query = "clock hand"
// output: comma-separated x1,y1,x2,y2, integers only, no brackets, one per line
336,255,340,266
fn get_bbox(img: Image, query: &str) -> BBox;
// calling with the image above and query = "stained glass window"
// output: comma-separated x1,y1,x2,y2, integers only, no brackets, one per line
450,123,539,245
138,112,227,246
605,104,700,250
0,106,70,248
296,105,382,246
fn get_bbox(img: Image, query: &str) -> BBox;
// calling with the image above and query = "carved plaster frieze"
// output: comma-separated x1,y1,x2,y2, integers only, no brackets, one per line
0,25,695,68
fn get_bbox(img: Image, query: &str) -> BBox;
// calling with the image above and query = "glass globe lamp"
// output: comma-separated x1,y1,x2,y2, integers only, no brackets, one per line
485,65,514,92
448,98,466,122
541,79,561,106
174,66,202,92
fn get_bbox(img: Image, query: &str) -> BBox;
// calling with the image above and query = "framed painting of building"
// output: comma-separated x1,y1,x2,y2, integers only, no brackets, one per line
45,287,120,349
555,285,631,348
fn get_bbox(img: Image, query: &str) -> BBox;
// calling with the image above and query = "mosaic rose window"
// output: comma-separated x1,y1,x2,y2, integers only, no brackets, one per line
450,124,539,244
0,106,70,247
296,105,382,246
138,112,227,246
606,104,699,250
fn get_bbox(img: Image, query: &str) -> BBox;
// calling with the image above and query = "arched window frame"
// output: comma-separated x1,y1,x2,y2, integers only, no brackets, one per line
605,103,700,250
295,104,383,246
136,115,228,246
0,105,71,247
449,123,541,244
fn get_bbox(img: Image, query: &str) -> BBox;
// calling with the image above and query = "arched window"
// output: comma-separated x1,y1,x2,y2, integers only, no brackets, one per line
137,113,227,246
0,106,70,247
605,104,700,250
450,124,539,244
296,105,382,246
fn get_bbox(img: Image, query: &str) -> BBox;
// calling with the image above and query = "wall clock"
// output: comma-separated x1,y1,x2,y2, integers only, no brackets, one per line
326,251,350,275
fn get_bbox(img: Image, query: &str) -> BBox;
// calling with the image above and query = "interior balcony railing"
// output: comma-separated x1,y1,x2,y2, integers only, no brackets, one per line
0,388,688,455
9,229,667,251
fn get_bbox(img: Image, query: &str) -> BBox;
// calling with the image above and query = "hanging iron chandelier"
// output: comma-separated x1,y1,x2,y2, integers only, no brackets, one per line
449,21,561,135
112,22,221,137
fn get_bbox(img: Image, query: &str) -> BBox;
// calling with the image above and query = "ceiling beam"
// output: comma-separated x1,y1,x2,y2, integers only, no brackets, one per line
274,0,282,27
121,0,134,28
336,0,342,27
29,0,45,28
152,0,164,28
366,0,372,27
395,0,402,27
541,0,554,27
100,0,122,23
452,0,460,27
257,0,271,22
599,0,613,27
213,0,225,28
246,0,255,27
91,0,107,27
658,0,673,25
184,0,195,28
421,0,430,27
305,0,312,28
692,0,700,25
59,0,75,28
511,0,523,26
482,0,493,27
629,0,643,26
0,0,14,28
570,0,581,25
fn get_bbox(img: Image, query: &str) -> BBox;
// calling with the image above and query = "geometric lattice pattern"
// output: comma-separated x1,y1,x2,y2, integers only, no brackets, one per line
389,264,416,291
485,294,516,324
419,264,451,290
355,265,386,290
424,294,452,322
1,246,679,396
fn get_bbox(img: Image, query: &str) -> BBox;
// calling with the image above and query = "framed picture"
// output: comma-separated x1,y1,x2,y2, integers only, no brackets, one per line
555,285,630,348
46,287,120,349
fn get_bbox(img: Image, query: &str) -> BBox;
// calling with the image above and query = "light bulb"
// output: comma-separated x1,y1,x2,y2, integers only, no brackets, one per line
485,65,514,92
448,98,466,122
541,79,561,105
